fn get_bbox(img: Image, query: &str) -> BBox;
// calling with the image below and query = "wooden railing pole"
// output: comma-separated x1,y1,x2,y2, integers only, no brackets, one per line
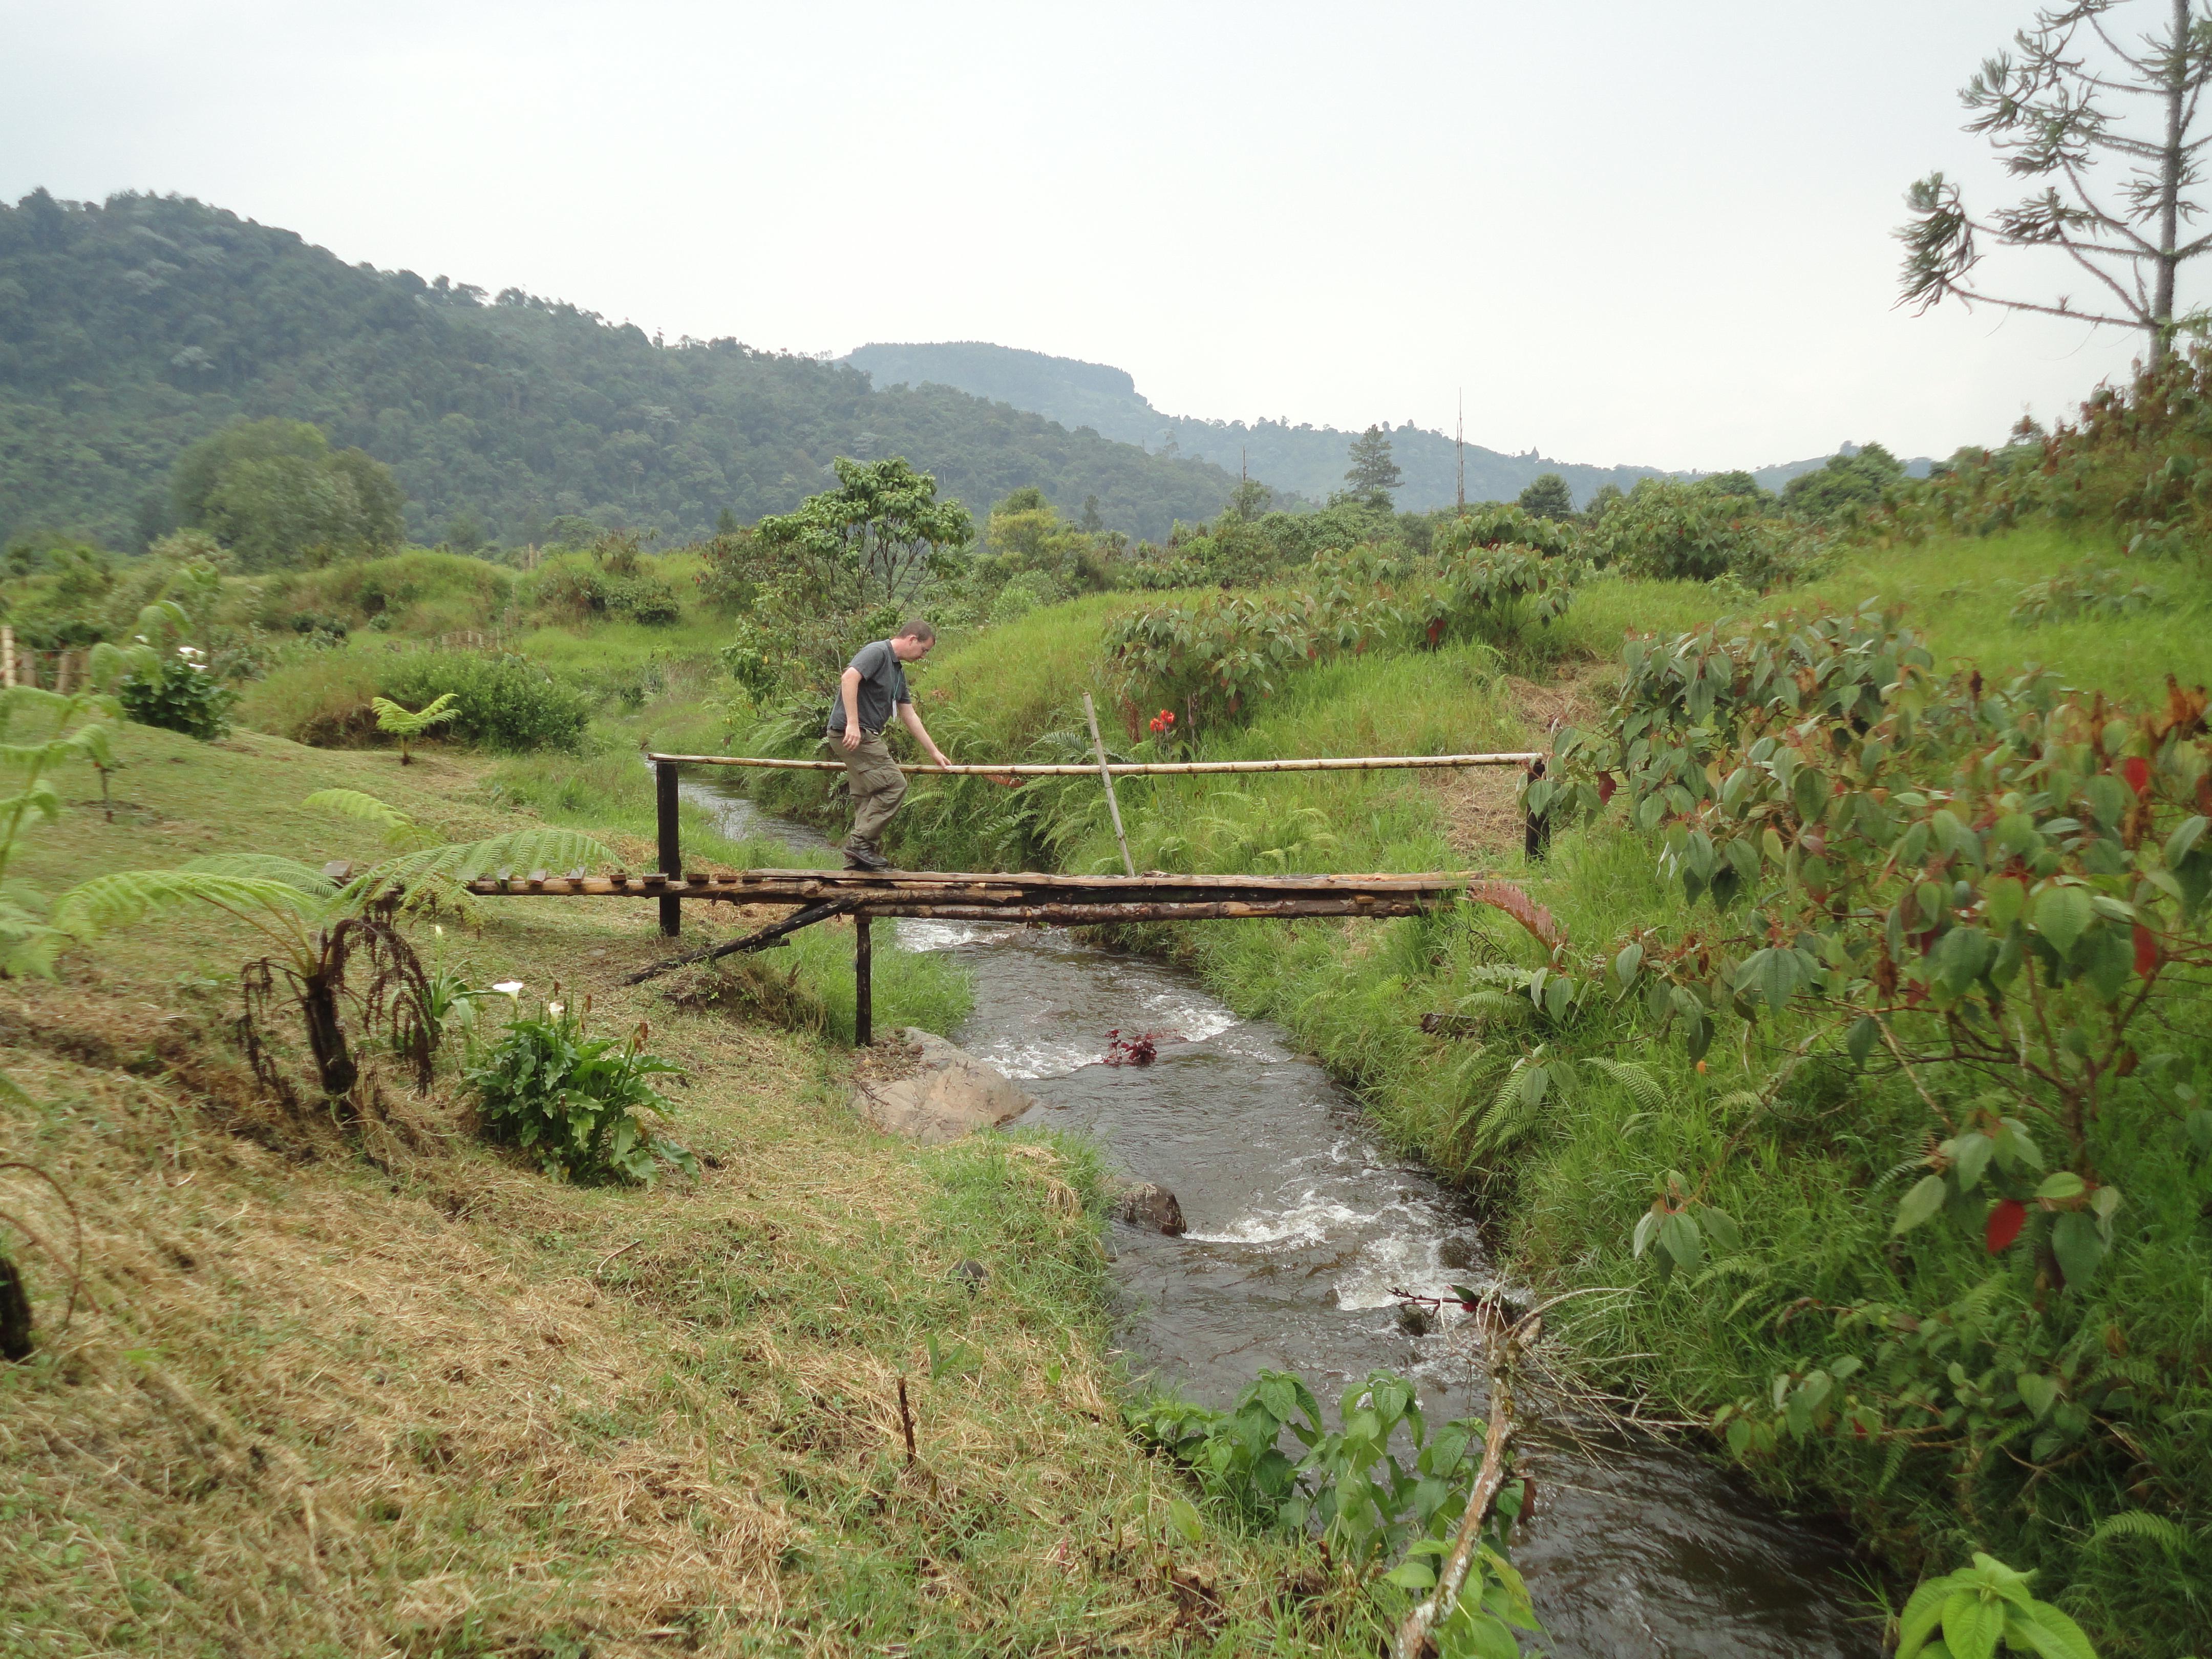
854,911,873,1047
655,760,682,937
1082,692,1136,878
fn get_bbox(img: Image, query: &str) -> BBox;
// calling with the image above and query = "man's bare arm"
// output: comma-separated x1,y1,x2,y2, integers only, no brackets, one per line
899,700,949,768
838,668,864,751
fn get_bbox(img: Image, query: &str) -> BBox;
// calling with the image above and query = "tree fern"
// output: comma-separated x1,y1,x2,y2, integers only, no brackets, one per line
370,692,460,763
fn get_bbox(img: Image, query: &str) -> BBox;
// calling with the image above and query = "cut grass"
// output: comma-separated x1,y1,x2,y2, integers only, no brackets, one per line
1,721,1395,1655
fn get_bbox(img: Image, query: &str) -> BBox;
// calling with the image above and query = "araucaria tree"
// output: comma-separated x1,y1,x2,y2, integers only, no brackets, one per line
1900,0,2212,367
1343,426,1403,508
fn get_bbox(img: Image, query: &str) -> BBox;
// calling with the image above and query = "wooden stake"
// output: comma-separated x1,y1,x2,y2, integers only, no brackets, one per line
2,626,13,689
854,911,873,1047
1083,691,1136,877
655,760,682,937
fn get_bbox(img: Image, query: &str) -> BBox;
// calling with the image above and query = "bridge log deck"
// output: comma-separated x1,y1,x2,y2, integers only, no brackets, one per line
463,866,1473,916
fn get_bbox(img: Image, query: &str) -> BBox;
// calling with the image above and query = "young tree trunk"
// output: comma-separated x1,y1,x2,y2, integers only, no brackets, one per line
0,1250,33,1361
299,971,360,1098
2153,0,2192,367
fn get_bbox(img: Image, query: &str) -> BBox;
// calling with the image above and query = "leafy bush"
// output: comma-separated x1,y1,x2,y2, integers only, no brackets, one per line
377,651,590,753
2009,561,2162,629
233,650,382,745
1532,599,2212,1579
117,652,237,739
1591,477,1811,587
467,996,696,1184
1128,1367,1539,1651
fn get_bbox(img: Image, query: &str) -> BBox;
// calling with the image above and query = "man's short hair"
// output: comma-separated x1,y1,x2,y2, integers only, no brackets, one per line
895,619,935,643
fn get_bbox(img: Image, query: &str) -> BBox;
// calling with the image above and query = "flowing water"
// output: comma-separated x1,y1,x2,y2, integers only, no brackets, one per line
683,777,1879,1657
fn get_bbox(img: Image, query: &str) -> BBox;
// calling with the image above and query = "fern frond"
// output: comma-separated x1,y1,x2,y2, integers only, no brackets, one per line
2086,1511,2192,1553
1584,1057,1668,1116
180,854,337,897
370,693,461,735
348,828,613,907
54,871,321,944
302,788,412,830
301,788,432,849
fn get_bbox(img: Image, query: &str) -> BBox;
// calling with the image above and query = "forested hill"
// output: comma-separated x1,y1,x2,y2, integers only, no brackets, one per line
845,340,1677,509
0,191,1236,550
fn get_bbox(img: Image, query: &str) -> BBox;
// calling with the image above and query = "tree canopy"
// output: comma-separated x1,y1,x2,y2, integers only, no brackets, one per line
171,417,404,569
1516,472,1574,519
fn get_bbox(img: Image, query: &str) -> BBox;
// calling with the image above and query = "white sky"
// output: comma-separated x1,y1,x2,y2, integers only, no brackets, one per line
0,0,2182,471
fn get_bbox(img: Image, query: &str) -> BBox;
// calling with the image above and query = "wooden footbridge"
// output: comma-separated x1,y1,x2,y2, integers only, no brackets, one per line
462,743,1555,1044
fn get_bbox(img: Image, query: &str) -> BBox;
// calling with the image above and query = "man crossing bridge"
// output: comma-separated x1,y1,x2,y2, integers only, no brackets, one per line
827,619,951,870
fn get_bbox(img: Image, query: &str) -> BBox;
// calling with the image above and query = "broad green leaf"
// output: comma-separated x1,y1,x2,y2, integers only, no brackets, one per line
2034,1171,2086,1201
2015,1372,2058,1420
1702,1205,1741,1254
2051,1213,2106,1290
1949,1132,1994,1191
1384,1559,1436,1590
1942,1589,2004,1659
1659,1209,1703,1270
1164,1497,1203,1545
1613,942,1643,986
1846,1015,1880,1066
2003,1603,2099,1659
2164,813,2208,867
1632,1207,1661,1259
1897,1577,1955,1658
2032,885,2093,957
1894,1175,1948,1235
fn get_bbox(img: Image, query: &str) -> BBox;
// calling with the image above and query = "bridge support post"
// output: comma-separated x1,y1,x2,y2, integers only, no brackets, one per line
655,760,682,936
854,911,873,1047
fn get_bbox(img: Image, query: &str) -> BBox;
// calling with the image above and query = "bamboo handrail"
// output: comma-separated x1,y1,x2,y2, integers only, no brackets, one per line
645,750,1542,778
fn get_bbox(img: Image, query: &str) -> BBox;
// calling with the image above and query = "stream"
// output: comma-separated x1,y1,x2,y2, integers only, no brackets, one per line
682,776,1878,1657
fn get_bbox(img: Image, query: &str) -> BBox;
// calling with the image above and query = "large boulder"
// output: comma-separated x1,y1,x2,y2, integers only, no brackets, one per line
849,1028,1035,1145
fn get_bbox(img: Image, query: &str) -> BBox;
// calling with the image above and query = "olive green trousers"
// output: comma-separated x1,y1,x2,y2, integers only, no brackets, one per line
838,732,907,856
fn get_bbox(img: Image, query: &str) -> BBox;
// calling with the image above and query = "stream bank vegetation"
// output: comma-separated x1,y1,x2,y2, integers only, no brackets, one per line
718,355,2212,1653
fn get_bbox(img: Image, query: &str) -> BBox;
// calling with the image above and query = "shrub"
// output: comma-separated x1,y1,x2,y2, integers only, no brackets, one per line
608,573,682,624
117,652,237,739
377,651,590,753
1591,478,1809,587
467,995,696,1185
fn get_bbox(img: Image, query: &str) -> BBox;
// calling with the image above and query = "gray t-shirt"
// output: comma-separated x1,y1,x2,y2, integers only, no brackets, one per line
825,639,909,734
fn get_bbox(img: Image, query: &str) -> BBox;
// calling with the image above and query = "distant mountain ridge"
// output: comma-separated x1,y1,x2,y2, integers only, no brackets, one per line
0,192,1237,549
843,342,1931,509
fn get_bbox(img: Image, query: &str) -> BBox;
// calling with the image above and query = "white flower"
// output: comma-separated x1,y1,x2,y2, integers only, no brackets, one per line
433,924,444,939
546,1002,566,1017
492,980,524,997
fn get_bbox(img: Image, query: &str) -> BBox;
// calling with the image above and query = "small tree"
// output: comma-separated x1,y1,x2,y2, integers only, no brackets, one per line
753,456,973,612
1899,0,2212,368
1344,426,1403,508
1516,473,1574,520
371,692,460,763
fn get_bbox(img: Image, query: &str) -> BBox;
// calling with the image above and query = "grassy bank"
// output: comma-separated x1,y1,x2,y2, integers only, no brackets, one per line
818,526,2212,1655
0,720,1396,1656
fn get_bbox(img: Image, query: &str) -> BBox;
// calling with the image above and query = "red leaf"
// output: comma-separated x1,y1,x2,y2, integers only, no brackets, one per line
1597,771,1618,804
2134,921,2159,976
1987,1198,2027,1253
2124,756,2150,796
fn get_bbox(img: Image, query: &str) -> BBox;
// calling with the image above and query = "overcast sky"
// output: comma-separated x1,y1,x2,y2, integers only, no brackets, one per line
1,0,2183,471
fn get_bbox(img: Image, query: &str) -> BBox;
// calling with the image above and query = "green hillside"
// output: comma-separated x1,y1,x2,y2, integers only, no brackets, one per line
0,190,1236,550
